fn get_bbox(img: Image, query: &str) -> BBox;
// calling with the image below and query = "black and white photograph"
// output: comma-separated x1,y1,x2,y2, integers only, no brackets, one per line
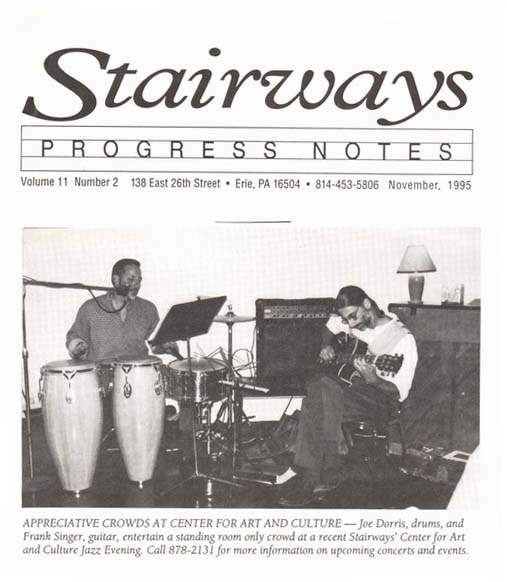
22,227,480,510
3,0,505,579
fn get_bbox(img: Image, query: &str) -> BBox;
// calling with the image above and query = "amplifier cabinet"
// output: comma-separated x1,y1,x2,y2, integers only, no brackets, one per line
256,298,335,395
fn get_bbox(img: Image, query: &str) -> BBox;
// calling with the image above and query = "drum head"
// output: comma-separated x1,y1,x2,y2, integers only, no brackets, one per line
107,355,162,367
168,357,225,373
42,359,96,372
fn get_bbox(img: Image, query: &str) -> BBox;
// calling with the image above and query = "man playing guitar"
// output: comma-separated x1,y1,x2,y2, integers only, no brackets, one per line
279,285,418,507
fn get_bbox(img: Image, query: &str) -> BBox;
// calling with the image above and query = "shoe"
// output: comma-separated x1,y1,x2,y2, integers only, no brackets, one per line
277,475,317,507
313,481,340,497
274,466,297,485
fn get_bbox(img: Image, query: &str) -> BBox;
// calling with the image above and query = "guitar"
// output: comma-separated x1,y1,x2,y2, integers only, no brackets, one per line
321,332,404,385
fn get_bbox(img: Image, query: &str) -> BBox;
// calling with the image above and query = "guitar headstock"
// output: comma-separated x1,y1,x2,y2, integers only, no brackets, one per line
376,353,404,376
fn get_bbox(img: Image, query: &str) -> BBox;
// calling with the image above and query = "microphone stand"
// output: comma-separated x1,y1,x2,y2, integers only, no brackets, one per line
21,276,112,494
22,276,111,292
21,283,53,494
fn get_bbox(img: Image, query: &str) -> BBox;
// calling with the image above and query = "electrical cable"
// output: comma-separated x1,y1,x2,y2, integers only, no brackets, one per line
87,288,127,314
232,348,255,377
23,275,125,314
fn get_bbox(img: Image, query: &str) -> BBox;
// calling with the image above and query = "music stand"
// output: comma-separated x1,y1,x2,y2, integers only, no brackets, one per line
151,295,226,357
152,296,245,501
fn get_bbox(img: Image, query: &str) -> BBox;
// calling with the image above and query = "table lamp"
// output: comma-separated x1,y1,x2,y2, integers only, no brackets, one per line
397,245,436,304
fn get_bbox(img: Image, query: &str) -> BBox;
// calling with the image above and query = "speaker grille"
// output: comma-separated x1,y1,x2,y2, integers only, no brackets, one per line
256,298,334,395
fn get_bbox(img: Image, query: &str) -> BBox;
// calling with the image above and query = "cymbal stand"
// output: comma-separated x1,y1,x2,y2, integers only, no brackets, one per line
218,306,237,430
213,305,253,433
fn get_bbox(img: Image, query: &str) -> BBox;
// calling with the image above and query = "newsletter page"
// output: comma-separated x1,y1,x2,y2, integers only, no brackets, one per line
2,1,505,581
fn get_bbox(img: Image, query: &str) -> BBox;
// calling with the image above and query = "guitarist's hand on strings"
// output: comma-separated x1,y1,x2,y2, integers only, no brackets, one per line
319,345,336,364
353,356,379,385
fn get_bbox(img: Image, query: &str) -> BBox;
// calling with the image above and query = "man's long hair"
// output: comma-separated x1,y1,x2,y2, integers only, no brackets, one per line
335,285,384,316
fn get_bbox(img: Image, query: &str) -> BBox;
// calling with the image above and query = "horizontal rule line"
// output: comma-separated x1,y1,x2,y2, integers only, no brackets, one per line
21,139,472,145
215,220,292,224
21,124,474,131
19,170,473,175
21,156,471,162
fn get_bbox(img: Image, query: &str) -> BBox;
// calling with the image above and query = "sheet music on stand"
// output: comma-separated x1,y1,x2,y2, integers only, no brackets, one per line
150,296,227,346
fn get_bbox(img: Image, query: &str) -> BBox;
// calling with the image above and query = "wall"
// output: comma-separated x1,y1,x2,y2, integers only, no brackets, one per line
23,226,480,407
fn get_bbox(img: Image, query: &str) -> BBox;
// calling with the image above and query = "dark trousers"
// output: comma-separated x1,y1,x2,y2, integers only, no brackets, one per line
293,373,397,479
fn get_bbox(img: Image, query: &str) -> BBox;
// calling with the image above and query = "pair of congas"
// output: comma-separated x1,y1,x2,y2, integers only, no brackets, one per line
39,356,165,494
39,355,228,495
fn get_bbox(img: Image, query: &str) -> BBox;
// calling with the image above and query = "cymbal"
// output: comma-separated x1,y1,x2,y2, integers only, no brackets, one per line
214,313,255,324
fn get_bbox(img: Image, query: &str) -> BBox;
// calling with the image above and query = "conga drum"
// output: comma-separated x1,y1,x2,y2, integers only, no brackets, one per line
39,360,103,495
110,356,165,486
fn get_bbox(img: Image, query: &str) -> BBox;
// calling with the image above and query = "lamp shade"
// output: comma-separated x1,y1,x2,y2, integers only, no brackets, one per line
397,245,436,273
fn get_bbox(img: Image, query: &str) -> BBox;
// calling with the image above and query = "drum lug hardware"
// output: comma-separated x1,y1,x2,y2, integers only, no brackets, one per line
97,365,112,397
121,364,133,398
154,365,163,396
99,379,114,398
63,369,77,404
38,371,46,403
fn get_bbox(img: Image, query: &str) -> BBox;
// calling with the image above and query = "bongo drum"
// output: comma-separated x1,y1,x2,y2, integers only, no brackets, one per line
39,360,103,495
166,358,227,403
110,356,165,486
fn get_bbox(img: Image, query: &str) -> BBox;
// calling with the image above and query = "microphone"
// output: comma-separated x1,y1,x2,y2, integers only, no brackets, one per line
116,284,130,297
218,379,270,393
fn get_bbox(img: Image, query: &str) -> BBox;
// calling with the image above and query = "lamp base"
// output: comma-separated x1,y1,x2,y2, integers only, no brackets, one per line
408,274,425,304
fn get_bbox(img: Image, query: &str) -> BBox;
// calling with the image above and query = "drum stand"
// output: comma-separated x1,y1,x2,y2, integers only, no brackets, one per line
213,372,254,437
159,339,245,502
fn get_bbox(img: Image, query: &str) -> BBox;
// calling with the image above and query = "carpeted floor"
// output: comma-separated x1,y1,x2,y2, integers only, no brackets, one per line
22,411,455,509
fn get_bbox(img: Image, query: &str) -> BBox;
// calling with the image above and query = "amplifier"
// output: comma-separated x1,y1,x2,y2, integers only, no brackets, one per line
256,298,335,395
261,303,332,320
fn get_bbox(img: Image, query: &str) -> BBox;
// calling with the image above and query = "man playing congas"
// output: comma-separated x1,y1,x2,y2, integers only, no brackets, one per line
66,258,177,361
64,258,179,487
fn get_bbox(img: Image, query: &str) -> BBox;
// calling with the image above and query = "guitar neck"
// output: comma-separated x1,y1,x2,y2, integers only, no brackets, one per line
329,350,403,378
334,353,377,366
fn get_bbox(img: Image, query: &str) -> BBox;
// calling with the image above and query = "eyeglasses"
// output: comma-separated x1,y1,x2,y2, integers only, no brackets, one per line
340,307,362,325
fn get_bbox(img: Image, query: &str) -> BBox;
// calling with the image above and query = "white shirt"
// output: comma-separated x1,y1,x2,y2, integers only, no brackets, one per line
326,313,418,402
